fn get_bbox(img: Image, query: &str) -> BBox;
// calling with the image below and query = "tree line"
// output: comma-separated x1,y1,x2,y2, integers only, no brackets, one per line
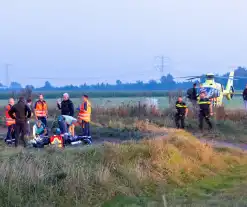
3,67,247,91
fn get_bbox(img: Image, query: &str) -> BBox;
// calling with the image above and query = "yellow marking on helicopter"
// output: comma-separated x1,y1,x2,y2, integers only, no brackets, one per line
177,71,236,107
199,71,234,106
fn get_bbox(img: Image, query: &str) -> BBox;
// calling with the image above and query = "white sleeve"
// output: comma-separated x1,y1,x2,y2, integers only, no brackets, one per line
33,125,36,138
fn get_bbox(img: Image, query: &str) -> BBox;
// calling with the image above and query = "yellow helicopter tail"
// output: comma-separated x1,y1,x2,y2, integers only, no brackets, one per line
223,71,234,100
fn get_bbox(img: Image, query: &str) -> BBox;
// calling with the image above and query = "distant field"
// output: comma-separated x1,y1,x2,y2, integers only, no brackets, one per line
0,96,244,110
0,90,243,99
0,91,172,99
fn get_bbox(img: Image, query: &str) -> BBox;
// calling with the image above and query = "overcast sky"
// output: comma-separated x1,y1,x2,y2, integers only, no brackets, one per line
0,0,246,87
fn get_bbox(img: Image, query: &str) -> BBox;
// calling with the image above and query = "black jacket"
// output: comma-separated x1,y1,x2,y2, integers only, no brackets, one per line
192,88,197,100
8,100,31,123
175,101,187,115
243,88,247,100
57,99,74,116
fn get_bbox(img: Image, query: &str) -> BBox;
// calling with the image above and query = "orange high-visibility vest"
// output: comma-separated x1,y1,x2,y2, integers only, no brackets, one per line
5,104,15,126
50,135,63,148
34,100,48,117
78,100,91,122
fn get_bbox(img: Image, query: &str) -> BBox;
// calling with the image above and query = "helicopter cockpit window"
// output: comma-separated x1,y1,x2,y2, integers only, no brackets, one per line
198,87,220,98
206,75,214,80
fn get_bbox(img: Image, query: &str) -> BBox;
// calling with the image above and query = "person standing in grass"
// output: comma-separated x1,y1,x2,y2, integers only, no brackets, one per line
8,97,32,147
242,84,247,110
198,92,213,132
5,98,16,142
34,94,48,126
175,96,188,129
77,95,92,141
57,93,74,116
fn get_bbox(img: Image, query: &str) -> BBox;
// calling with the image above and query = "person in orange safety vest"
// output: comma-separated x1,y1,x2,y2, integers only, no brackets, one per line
77,95,92,141
34,94,48,126
5,98,16,142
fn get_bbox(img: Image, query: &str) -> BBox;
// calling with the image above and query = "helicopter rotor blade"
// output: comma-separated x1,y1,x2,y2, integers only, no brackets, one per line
175,75,202,79
233,76,247,79
214,76,238,80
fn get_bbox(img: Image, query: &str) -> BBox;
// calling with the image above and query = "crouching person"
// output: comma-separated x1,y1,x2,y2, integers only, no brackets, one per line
30,120,49,148
33,120,48,138
58,115,77,136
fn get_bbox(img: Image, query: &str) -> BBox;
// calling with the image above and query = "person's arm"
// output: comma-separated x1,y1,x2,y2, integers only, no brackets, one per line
25,104,32,119
76,105,80,111
243,89,247,99
185,107,188,116
45,102,48,118
84,101,87,111
184,103,188,116
8,106,16,119
209,103,213,115
69,101,74,116
57,101,61,110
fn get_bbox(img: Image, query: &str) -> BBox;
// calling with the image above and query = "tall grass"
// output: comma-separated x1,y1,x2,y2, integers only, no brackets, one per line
0,128,247,206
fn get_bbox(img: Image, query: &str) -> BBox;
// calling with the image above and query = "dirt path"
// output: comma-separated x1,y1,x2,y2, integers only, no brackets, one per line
0,126,246,151
200,138,247,151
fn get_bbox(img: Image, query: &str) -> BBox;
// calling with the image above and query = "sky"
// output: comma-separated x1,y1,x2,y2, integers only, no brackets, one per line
0,0,247,87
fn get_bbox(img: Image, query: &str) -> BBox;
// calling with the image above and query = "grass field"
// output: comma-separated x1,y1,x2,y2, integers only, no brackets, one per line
0,90,247,206
0,96,245,110
1,128,247,206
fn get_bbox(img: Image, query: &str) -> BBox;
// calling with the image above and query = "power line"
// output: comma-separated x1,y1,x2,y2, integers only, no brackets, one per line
154,56,171,76
5,64,11,88
25,69,157,81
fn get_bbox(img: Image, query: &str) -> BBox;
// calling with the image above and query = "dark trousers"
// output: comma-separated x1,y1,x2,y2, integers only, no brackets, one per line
6,125,15,140
175,113,185,129
58,119,68,134
14,122,27,147
38,117,47,127
199,112,212,130
82,121,91,137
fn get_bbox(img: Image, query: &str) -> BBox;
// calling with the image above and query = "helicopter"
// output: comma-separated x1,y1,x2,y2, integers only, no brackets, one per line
176,71,239,106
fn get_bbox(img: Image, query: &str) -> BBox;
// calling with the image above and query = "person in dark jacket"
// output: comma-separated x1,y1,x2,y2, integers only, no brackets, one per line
57,93,74,116
8,97,31,147
192,83,198,102
198,92,213,131
175,96,188,129
242,84,247,110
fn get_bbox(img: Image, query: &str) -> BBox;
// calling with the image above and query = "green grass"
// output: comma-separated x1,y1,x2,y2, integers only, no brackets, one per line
0,130,247,206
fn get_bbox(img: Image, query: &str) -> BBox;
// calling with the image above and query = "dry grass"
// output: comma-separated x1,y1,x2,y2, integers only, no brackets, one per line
0,127,247,206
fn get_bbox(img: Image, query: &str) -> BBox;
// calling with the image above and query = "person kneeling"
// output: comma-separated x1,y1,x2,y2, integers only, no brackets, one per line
30,120,49,147
33,120,48,138
58,115,77,136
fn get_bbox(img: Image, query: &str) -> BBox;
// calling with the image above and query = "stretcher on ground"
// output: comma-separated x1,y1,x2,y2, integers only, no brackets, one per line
29,134,92,148
5,130,92,148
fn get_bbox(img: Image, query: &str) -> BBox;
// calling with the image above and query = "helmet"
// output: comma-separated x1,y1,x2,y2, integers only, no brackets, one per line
55,128,61,135
58,115,64,122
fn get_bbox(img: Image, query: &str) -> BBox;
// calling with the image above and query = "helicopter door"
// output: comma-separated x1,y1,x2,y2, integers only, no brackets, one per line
203,87,220,99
